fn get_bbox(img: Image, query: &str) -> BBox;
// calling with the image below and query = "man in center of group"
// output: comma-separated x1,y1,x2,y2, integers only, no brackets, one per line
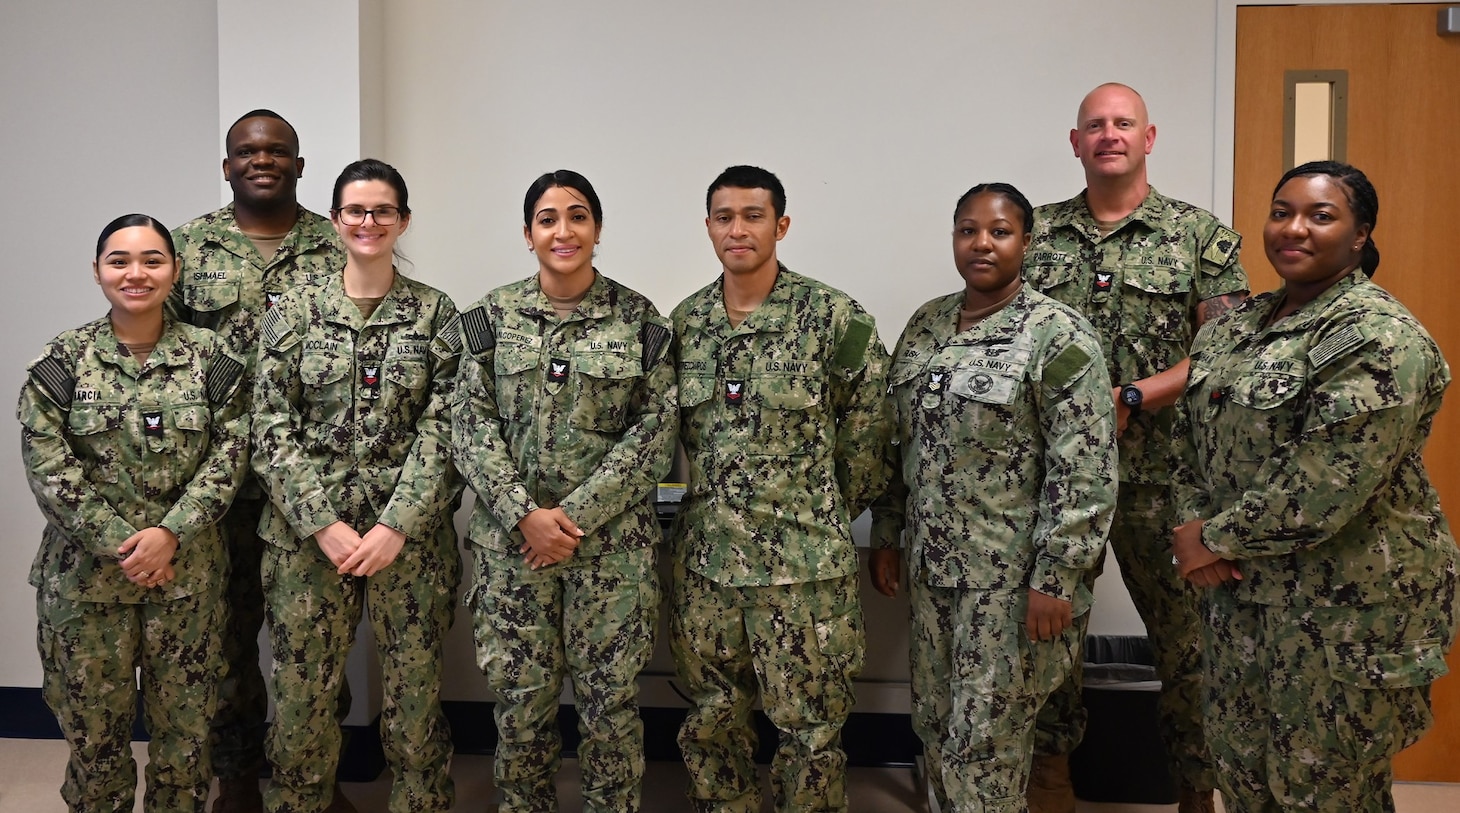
170,109,348,813
1021,84,1249,813
669,165,890,812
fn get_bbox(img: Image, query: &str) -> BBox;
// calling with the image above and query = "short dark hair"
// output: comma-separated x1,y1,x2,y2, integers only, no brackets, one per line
1273,160,1380,276
953,182,1035,235
706,165,786,219
95,214,175,260
523,170,603,227
331,158,411,214
225,108,299,151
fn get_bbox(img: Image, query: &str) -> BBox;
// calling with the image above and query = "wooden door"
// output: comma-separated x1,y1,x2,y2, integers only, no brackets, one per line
1235,3,1460,782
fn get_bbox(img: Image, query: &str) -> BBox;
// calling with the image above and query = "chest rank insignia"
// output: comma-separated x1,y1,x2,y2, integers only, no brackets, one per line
143,410,164,437
925,372,944,393
725,380,744,406
1209,388,1226,405
549,358,569,382
265,291,283,309
361,365,381,400
1094,272,1114,293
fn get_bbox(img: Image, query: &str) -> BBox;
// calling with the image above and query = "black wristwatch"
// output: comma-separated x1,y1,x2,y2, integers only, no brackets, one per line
1119,383,1144,414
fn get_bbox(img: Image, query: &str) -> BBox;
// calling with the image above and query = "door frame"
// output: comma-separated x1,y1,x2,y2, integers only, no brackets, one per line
1213,0,1440,223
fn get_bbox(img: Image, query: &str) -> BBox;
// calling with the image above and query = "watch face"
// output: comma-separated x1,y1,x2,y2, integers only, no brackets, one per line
1122,386,1142,407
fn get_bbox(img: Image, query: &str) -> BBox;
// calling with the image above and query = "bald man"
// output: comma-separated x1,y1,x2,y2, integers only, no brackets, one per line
1020,84,1248,813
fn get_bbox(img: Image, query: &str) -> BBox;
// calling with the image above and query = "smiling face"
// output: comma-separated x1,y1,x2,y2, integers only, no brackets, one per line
1264,173,1369,293
953,191,1030,308
706,186,789,278
223,116,303,210
524,184,601,282
93,226,179,318
332,179,409,263
1070,84,1156,183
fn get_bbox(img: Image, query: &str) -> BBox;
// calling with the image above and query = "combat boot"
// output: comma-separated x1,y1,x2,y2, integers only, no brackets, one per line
1025,753,1076,813
324,783,359,813
212,777,264,813
1178,786,1217,813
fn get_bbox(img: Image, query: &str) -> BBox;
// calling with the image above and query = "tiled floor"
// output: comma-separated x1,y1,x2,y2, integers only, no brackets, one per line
2,738,1457,812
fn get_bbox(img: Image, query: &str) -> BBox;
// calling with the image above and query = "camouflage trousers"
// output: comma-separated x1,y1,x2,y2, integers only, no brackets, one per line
670,563,864,813
912,582,1078,813
214,496,353,782
1203,580,1459,813
262,526,460,813
470,544,659,813
1034,482,1213,792
210,495,269,781
36,584,223,813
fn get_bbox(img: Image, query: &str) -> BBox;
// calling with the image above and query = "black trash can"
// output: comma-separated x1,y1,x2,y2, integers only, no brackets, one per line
1068,635,1178,804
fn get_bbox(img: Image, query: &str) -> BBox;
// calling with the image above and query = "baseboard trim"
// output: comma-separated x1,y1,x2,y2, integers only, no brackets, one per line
2,687,920,780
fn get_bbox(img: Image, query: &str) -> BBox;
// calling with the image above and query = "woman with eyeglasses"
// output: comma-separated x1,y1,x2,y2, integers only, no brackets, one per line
20,214,249,811
252,158,463,813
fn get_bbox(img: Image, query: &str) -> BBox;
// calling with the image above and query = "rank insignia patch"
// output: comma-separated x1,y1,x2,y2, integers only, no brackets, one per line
361,365,381,400
725,380,744,406
549,358,569,381
143,410,164,437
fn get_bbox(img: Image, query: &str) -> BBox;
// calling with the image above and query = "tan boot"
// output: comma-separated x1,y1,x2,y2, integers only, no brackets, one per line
212,777,264,813
1178,786,1217,813
1026,753,1076,813
323,783,358,813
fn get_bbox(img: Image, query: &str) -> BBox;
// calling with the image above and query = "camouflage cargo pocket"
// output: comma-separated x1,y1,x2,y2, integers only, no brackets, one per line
1325,637,1446,764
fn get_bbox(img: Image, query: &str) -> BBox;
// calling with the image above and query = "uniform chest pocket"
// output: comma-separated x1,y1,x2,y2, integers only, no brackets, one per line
146,403,210,456
68,404,123,484
182,281,241,314
299,352,352,426
679,375,715,409
384,360,428,391
751,374,823,455
1226,371,1305,459
493,344,541,423
572,351,643,433
1026,262,1080,296
1120,264,1193,342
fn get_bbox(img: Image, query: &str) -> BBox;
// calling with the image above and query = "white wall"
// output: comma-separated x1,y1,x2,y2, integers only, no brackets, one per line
0,0,221,688
1,0,1224,693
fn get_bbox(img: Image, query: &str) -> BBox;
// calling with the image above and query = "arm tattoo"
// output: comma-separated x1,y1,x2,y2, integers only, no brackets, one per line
1197,292,1247,326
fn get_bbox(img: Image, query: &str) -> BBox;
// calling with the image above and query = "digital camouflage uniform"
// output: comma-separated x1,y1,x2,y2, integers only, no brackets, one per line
170,203,345,781
252,271,462,813
1173,270,1459,813
870,288,1118,813
451,272,676,813
1023,187,1247,789
669,265,890,813
20,314,249,812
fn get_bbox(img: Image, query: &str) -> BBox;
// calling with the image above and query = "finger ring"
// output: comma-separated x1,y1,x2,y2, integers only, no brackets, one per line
1171,556,1180,566
139,571,152,579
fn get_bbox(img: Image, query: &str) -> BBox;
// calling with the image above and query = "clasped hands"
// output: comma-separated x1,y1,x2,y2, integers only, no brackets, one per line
1171,519,1242,587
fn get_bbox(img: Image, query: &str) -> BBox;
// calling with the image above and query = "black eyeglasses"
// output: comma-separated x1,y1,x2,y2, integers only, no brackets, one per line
333,206,404,226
